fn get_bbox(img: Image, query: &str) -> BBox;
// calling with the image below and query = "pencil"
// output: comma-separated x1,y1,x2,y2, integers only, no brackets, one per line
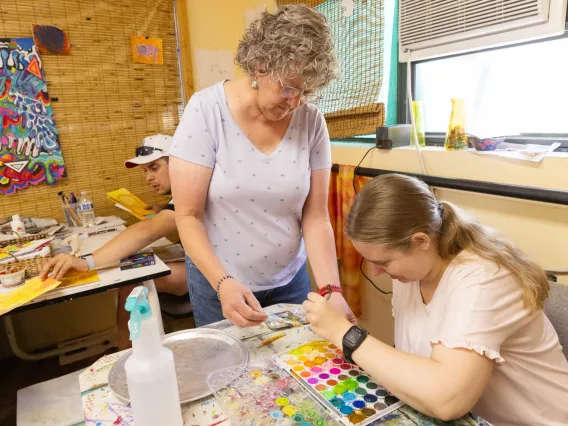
257,332,285,348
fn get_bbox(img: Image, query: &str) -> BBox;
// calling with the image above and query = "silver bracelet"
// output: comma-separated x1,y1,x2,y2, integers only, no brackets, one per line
216,275,233,300
80,254,95,271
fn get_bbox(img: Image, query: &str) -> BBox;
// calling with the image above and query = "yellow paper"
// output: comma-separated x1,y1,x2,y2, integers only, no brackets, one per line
107,188,155,220
131,36,163,65
0,277,60,316
59,270,100,288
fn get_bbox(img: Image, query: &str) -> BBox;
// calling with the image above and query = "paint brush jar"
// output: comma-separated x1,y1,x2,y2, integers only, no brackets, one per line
62,203,79,227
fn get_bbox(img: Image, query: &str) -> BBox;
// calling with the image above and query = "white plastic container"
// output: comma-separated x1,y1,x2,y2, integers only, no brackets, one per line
0,265,26,288
124,287,183,426
11,214,26,235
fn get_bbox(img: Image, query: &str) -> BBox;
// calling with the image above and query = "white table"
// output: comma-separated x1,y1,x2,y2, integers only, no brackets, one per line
1,256,171,360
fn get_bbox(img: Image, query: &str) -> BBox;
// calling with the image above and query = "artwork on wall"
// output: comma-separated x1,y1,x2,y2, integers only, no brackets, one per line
32,25,71,55
0,38,65,195
131,36,163,65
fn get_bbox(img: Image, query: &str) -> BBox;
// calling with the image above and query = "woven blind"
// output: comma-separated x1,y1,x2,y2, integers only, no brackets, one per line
0,0,184,223
276,0,385,138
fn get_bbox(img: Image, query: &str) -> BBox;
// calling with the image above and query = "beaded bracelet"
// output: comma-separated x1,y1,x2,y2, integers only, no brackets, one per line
318,284,343,298
216,274,234,300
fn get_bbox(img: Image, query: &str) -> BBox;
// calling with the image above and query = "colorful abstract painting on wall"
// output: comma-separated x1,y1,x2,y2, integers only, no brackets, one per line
0,38,65,195
131,36,163,65
32,25,71,55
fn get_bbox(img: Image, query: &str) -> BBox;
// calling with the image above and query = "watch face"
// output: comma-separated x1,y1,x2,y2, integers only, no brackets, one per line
345,327,365,345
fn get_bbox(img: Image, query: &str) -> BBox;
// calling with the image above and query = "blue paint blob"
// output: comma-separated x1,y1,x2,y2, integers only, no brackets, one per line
342,392,356,402
340,405,354,415
330,397,344,408
364,394,378,403
353,400,366,409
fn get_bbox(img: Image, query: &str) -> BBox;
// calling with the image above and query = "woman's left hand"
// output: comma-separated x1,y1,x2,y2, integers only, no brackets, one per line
303,292,354,347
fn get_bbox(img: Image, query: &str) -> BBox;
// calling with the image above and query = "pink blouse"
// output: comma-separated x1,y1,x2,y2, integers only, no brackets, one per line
392,252,568,426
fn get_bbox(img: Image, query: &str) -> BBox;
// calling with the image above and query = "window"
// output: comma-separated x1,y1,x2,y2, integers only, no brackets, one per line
413,33,568,151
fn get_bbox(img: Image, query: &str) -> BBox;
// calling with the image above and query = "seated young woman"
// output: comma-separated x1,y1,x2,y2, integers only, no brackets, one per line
304,173,568,426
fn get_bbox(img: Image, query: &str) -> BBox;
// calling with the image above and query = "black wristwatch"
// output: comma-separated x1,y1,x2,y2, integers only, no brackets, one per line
342,325,368,363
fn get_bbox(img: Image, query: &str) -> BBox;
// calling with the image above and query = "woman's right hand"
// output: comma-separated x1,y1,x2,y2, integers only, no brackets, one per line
40,254,89,281
218,279,268,328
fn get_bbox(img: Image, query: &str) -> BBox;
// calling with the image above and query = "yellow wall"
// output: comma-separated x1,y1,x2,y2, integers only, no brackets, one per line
184,0,276,90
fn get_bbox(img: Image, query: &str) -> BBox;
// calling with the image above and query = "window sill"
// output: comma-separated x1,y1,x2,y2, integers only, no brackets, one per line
330,143,568,191
331,142,568,158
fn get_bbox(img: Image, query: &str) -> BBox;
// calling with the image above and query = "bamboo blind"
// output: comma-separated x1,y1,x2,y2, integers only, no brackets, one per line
0,0,185,223
276,0,385,138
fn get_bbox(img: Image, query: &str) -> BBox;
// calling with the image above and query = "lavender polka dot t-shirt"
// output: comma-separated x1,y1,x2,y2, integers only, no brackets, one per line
169,81,331,291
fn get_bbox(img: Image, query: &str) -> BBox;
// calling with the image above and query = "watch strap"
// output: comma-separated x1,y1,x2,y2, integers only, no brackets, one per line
80,254,95,271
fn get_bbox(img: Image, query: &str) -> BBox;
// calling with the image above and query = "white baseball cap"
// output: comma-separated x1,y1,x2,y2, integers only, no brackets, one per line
124,134,173,168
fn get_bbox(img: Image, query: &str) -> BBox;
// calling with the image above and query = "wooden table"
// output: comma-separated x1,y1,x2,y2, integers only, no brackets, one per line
79,304,491,426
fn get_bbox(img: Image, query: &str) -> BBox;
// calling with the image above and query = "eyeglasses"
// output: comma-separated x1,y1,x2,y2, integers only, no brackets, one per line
278,77,321,103
135,146,163,157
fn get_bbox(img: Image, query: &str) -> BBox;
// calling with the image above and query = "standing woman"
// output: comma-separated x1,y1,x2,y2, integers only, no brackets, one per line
169,5,355,328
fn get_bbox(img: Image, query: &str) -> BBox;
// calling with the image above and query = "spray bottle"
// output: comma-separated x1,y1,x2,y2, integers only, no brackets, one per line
124,286,183,426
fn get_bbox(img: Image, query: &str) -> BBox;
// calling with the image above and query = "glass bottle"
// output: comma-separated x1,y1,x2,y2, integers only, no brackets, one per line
444,98,468,150
412,101,426,147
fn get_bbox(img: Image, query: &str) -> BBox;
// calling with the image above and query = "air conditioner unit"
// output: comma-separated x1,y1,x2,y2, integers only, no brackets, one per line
399,0,568,62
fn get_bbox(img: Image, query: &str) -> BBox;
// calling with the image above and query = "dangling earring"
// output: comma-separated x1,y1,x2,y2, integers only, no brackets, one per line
251,80,259,90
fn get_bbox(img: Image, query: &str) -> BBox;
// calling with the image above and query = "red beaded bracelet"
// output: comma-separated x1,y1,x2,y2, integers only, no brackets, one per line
318,284,343,298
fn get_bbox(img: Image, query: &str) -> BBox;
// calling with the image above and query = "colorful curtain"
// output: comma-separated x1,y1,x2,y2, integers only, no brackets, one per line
328,165,369,317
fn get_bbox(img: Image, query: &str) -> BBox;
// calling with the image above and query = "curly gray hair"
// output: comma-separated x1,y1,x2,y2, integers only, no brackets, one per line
235,4,338,92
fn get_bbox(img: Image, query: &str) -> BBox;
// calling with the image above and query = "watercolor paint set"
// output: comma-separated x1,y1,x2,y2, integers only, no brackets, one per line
207,359,342,426
273,340,403,426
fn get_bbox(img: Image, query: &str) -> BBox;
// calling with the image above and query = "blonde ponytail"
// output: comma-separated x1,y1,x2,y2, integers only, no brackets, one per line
347,174,550,310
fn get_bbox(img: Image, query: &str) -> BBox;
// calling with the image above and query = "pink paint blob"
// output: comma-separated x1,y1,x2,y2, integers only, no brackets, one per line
329,368,341,375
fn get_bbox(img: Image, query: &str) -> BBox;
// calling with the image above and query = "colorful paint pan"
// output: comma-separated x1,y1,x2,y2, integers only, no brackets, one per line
274,340,404,426
207,360,342,426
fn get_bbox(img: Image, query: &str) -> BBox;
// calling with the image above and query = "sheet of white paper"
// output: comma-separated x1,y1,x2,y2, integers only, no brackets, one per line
17,370,84,426
473,142,560,163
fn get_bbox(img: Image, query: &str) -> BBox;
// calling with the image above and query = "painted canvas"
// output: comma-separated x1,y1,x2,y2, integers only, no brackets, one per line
32,25,71,55
0,38,65,195
131,36,163,65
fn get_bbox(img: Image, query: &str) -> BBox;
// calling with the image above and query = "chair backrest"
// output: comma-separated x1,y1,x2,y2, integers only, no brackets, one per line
544,281,568,360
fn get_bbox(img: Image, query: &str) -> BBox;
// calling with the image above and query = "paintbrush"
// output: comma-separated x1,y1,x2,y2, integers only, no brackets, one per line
241,330,277,341
59,191,81,226
257,332,285,348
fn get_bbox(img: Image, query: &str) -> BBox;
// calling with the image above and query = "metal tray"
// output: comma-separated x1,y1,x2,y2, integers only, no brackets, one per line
108,328,249,403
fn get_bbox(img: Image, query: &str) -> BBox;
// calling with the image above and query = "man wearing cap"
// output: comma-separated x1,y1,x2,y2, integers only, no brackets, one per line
40,134,187,348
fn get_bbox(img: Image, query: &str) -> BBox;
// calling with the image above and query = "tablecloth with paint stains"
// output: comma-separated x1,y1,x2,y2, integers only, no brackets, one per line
79,303,492,426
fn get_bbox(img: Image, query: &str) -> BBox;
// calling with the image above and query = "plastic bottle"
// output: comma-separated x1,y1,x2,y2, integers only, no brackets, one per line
124,287,183,426
77,191,95,227
11,214,26,235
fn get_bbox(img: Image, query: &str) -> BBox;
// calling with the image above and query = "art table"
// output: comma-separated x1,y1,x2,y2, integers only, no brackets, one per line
79,304,491,426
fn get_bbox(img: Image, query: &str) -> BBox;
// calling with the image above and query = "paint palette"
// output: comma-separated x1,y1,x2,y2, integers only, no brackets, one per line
274,340,403,426
207,360,343,426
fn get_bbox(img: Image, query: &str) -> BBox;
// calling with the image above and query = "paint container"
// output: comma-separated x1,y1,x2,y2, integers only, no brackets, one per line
275,340,404,425
0,264,26,288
